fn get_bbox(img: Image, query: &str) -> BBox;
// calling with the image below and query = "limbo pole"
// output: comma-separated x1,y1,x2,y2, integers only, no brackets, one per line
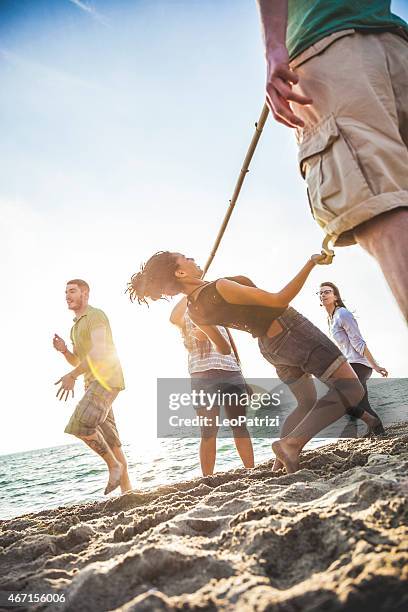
202,102,270,278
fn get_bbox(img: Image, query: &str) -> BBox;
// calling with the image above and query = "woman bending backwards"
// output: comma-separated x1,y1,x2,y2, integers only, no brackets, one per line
128,252,365,473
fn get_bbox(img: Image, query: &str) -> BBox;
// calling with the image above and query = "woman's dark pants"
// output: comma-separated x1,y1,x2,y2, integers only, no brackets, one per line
346,363,383,427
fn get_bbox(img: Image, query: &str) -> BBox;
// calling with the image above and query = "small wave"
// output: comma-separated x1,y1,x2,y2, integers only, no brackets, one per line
53,455,78,464
73,468,105,478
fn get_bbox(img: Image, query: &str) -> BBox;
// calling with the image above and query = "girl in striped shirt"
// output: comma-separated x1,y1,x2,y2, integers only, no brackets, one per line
170,297,254,476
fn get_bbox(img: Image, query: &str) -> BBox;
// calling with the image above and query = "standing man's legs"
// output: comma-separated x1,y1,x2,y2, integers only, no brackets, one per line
65,382,132,495
110,447,132,492
354,209,408,322
79,430,124,495
99,410,132,493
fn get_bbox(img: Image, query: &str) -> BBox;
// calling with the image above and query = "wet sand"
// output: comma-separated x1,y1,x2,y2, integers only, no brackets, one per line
1,422,407,611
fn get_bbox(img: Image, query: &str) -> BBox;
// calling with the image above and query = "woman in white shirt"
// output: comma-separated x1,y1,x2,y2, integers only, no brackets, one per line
319,282,387,436
170,297,254,476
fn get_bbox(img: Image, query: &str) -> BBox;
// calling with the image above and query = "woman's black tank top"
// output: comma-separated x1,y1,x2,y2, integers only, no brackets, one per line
187,277,286,338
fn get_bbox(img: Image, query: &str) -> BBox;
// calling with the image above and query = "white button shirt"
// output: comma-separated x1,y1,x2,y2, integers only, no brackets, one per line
328,307,371,368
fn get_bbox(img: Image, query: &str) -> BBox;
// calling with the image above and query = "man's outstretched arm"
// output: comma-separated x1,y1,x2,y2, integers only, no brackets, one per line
257,0,312,128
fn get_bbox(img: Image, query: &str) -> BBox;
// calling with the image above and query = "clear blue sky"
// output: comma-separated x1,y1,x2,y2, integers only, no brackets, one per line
1,0,407,455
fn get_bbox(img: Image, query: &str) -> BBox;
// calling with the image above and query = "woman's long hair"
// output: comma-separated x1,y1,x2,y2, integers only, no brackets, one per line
127,251,181,305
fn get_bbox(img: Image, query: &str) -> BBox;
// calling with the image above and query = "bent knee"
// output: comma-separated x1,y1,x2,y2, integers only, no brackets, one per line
335,379,364,408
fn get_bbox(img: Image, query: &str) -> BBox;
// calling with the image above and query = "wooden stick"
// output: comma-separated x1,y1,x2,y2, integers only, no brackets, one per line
202,102,269,278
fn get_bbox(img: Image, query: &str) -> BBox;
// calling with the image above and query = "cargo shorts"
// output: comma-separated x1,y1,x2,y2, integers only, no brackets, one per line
290,29,408,246
64,380,122,447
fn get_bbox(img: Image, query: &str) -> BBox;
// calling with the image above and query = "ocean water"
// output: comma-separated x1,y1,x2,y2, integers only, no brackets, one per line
1,378,406,520
0,438,275,520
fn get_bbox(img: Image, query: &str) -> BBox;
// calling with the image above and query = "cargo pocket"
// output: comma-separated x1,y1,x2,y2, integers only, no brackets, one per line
297,115,373,230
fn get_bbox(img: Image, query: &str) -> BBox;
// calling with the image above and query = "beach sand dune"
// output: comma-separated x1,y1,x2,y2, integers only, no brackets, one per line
1,423,407,611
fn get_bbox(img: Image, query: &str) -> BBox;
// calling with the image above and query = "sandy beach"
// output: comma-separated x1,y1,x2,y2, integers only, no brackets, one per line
1,422,407,612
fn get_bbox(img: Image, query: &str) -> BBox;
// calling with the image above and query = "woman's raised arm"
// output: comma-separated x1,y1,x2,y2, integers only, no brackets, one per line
216,253,329,307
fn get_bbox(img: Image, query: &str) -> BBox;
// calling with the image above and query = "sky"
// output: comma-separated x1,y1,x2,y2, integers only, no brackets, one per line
1,0,408,455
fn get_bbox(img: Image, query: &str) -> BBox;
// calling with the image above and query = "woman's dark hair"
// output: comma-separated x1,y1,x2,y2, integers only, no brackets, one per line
127,251,182,305
320,281,347,309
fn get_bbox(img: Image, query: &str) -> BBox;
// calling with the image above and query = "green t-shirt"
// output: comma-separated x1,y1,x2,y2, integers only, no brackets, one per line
287,0,408,60
70,305,125,391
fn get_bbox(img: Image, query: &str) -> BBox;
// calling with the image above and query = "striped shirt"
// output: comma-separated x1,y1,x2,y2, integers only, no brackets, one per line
183,313,241,375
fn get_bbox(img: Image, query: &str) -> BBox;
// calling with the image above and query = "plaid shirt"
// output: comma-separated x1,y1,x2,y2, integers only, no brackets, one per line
183,313,241,375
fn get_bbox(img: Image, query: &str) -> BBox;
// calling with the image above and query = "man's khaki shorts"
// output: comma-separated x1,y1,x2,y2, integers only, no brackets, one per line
291,29,408,246
64,381,122,447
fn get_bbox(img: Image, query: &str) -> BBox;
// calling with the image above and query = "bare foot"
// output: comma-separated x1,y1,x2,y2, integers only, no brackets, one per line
104,464,123,495
363,417,386,438
120,471,133,494
272,440,299,474
272,457,283,472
